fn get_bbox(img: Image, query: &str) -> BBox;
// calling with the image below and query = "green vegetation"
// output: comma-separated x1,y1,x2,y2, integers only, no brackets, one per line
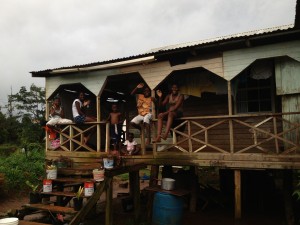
0,84,45,194
25,180,40,193
115,169,150,181
293,170,300,200
0,145,45,194
75,186,84,198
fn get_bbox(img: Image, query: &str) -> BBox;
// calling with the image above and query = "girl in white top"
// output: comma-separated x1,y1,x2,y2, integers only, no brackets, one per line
121,133,139,155
47,97,72,127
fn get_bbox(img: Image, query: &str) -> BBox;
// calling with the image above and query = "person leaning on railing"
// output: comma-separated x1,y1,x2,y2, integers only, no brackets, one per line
72,91,97,145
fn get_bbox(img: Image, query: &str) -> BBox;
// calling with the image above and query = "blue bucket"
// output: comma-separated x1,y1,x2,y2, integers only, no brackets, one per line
152,192,184,225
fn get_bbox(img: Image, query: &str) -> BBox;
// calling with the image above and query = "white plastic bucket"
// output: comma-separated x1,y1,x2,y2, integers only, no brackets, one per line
161,178,176,191
43,179,52,193
46,169,57,179
93,169,104,181
103,158,114,169
0,217,19,225
84,182,94,196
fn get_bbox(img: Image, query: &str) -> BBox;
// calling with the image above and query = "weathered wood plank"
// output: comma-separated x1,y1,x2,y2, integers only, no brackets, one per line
19,221,50,225
69,178,112,225
104,164,146,177
234,170,241,219
23,203,76,214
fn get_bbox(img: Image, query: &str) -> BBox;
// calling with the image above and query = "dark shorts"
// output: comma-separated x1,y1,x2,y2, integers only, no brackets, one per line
110,124,122,144
163,111,183,121
174,111,183,119
74,115,85,124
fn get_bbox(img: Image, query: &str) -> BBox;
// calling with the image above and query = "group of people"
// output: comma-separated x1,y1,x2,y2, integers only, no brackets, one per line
46,91,96,145
46,82,184,155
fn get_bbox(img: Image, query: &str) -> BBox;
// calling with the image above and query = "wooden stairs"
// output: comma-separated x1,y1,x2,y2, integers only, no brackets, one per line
19,163,146,225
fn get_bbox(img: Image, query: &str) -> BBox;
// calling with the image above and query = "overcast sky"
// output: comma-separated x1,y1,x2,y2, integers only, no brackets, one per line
0,0,297,110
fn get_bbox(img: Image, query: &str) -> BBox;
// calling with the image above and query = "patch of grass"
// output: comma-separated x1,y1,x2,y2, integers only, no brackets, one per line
0,144,19,157
0,144,45,194
115,169,150,181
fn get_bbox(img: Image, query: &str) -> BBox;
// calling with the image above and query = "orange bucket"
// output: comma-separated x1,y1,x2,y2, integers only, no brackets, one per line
84,182,94,196
43,179,52,192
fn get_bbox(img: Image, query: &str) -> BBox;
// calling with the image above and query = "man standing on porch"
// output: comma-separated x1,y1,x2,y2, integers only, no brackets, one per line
130,83,155,145
72,91,96,145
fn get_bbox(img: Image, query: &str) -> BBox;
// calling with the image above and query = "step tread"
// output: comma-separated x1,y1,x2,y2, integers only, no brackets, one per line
41,191,76,197
58,168,95,176
52,178,95,183
23,203,77,214
19,220,50,225
41,191,89,198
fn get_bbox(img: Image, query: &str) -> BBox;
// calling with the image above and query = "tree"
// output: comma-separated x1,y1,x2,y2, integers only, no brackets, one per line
7,84,46,144
9,84,45,122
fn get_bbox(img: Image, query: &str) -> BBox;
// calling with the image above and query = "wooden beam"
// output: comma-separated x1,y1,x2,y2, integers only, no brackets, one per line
129,170,141,222
69,177,112,225
105,122,110,152
189,167,197,213
105,178,113,225
234,170,241,219
104,163,146,177
97,96,101,151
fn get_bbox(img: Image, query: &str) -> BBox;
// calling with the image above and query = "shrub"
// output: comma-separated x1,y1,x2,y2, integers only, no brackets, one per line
0,144,45,194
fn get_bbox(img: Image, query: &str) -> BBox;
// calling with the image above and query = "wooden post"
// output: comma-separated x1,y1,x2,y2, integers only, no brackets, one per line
147,165,159,220
105,122,110,152
45,100,50,151
150,165,159,187
228,81,234,153
129,170,141,222
105,178,113,225
234,170,241,219
189,166,197,212
141,124,146,155
283,170,295,225
97,96,101,152
70,125,74,151
273,117,279,153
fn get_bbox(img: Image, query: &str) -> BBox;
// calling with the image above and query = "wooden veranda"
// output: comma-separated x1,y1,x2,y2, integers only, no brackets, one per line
46,111,300,170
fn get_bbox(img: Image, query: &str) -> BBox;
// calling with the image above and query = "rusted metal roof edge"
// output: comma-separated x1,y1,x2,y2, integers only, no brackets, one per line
31,24,295,77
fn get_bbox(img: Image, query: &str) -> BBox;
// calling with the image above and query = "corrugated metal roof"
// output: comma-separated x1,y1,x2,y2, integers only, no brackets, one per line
146,24,294,53
31,24,294,74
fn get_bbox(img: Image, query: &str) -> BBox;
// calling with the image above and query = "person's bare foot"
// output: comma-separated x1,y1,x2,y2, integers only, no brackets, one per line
145,139,151,145
161,134,168,140
152,136,161,143
83,136,88,145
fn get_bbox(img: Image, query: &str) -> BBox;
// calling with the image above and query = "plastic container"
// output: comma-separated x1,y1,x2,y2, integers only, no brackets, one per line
43,179,52,193
46,169,57,179
152,192,184,225
0,217,19,225
103,158,114,169
93,169,104,181
161,178,175,191
84,182,94,196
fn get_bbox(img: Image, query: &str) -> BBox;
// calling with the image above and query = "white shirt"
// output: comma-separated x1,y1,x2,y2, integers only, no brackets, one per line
72,99,82,118
124,140,137,154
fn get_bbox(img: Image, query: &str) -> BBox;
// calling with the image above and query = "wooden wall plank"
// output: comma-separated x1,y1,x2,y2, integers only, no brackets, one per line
224,40,300,81
275,57,300,95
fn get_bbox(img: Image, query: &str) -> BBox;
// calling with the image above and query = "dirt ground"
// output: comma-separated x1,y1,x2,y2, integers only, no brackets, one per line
0,178,287,225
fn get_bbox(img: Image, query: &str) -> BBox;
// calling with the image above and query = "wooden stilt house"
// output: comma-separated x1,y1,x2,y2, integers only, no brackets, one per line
29,4,300,223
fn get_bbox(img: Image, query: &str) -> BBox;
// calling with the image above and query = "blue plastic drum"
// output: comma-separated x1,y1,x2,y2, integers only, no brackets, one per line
152,192,184,225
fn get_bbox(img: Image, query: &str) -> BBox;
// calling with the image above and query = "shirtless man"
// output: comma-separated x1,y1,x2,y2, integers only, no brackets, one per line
153,84,184,142
106,104,123,151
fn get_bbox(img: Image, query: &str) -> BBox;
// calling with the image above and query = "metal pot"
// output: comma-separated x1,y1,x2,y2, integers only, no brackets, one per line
161,178,175,190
